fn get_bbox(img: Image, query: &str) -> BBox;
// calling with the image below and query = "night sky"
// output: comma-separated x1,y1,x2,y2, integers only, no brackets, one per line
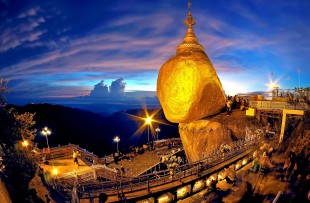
1,0,309,104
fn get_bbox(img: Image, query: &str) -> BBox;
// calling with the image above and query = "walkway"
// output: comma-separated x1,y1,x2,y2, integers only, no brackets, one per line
107,146,177,177
41,156,90,180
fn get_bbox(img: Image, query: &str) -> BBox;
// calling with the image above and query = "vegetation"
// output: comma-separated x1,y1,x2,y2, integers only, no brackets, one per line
0,79,39,202
13,104,179,156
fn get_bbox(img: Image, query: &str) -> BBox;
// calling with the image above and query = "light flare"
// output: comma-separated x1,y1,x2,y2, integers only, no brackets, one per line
22,140,29,147
125,103,173,139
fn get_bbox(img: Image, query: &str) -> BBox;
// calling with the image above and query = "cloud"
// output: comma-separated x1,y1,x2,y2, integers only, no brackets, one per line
2,0,310,100
110,78,126,96
88,78,126,98
89,80,109,97
0,6,46,52
18,7,40,19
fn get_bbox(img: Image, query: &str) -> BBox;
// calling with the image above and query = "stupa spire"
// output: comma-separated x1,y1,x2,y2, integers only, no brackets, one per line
185,0,195,27
177,0,204,53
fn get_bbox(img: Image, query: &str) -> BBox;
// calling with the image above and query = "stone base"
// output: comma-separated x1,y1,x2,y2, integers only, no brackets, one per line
179,120,233,163
179,110,263,163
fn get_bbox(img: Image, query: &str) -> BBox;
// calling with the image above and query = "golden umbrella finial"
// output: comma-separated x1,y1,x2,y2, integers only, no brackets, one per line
185,0,195,27
177,0,203,53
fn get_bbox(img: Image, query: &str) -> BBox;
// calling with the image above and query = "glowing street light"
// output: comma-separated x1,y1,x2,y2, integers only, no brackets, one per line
41,127,51,149
155,128,161,141
52,167,59,177
113,136,120,152
22,140,29,147
145,117,152,143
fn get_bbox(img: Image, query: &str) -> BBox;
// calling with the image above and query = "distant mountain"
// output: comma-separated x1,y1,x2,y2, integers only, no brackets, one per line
10,103,178,156
7,90,160,116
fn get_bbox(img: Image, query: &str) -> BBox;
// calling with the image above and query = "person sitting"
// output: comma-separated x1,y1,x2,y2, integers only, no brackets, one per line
223,165,237,186
249,157,260,173
209,178,218,192
260,152,275,174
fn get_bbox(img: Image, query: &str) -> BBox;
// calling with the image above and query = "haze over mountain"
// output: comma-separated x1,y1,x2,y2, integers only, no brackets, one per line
7,78,160,115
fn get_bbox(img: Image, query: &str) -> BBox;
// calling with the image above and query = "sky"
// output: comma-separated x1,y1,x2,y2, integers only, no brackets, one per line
1,0,310,105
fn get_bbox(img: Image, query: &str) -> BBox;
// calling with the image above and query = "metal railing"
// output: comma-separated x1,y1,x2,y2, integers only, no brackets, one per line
74,134,260,198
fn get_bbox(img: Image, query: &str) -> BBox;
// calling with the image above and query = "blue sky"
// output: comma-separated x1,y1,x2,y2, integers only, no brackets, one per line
1,0,310,104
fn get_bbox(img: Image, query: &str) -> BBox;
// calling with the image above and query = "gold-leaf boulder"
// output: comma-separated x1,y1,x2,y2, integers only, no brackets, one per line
157,8,225,123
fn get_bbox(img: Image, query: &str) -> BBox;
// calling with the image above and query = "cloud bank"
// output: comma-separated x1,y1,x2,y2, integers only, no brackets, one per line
0,0,309,104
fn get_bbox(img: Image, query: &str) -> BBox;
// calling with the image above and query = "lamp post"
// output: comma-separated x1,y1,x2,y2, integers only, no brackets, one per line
41,127,51,149
155,128,161,141
145,117,152,143
113,136,120,152
298,68,301,89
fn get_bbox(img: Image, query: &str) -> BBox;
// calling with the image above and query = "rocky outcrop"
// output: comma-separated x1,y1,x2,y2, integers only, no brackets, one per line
179,120,233,163
179,111,263,163
209,111,263,139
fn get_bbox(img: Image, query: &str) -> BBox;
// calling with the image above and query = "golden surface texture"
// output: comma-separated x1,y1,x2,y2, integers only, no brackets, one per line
157,51,226,123
179,120,233,163
156,6,225,123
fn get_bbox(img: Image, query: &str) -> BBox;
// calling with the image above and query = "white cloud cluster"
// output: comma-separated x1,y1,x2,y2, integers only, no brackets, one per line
89,78,126,98
110,78,126,96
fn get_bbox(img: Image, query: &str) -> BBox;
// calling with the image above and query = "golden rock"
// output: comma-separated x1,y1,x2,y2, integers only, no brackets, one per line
157,5,225,123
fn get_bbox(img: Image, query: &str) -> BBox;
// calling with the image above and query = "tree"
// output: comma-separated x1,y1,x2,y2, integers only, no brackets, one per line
0,78,9,107
0,78,39,202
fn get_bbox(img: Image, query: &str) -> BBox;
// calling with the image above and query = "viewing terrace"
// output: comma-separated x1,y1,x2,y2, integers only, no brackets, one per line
38,132,261,202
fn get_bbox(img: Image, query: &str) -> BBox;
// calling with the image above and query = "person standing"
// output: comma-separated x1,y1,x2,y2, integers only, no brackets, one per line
226,98,232,116
73,150,79,168
120,164,125,175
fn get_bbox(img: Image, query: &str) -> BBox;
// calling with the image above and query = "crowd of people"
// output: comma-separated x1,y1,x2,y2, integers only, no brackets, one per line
226,95,250,116
246,145,310,201
203,138,309,202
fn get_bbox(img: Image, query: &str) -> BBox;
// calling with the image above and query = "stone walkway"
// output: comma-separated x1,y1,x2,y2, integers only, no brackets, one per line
107,147,176,177
40,156,89,179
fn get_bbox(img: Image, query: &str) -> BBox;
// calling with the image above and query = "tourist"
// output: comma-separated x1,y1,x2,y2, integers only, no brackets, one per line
260,152,274,174
45,194,51,203
234,95,240,109
264,123,271,138
297,174,310,202
168,142,171,149
223,165,236,186
209,178,218,192
240,98,245,110
99,193,108,203
226,98,232,116
121,164,125,175
73,150,79,167
249,157,260,173
113,152,119,164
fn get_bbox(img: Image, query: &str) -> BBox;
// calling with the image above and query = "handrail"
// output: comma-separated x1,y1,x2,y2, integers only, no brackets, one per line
76,136,259,195
50,136,260,200
41,139,183,164
272,191,283,203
